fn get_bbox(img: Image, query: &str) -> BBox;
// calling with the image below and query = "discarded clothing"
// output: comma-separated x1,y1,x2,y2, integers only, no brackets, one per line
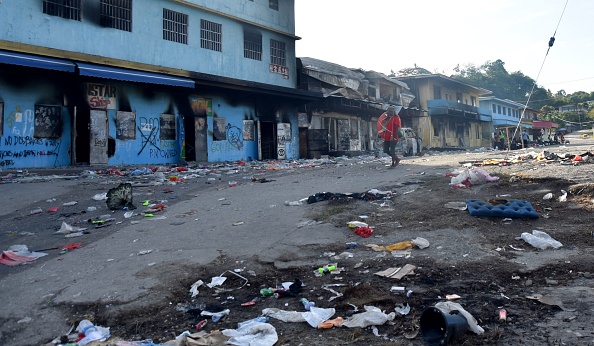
0,245,47,266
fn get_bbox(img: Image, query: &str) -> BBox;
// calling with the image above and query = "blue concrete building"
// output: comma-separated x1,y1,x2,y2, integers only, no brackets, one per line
0,0,319,168
479,96,532,148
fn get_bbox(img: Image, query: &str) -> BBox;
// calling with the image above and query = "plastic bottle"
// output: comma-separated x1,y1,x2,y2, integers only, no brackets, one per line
317,265,337,274
237,316,269,328
211,309,230,322
260,288,274,297
300,298,315,311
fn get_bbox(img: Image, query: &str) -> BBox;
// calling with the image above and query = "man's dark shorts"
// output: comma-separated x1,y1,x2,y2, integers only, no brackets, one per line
383,140,396,156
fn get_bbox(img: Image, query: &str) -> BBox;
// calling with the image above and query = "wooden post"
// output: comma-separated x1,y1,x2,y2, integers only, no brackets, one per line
505,127,511,151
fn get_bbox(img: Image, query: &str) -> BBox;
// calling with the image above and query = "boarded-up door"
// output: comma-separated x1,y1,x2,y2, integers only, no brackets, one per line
195,117,208,162
90,110,108,164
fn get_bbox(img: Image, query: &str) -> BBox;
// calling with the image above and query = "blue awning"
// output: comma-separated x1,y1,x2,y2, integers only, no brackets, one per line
0,50,76,72
76,62,195,88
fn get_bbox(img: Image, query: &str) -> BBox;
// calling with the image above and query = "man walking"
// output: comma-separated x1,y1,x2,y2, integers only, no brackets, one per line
378,105,402,168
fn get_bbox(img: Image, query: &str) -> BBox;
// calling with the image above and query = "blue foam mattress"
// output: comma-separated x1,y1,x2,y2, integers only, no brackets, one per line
466,199,539,219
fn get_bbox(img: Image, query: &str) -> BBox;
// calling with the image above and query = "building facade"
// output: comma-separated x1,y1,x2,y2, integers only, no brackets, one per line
397,74,492,149
297,57,418,157
0,0,318,168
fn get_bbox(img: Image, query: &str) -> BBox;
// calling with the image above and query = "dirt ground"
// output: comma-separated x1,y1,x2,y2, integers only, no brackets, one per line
57,150,594,345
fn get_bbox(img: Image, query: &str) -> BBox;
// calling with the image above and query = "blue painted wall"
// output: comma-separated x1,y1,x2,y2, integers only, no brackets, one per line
0,75,71,169
0,0,297,88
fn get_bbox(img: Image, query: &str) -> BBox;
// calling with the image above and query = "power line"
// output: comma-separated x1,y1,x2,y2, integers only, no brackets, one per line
506,0,568,154
541,76,594,85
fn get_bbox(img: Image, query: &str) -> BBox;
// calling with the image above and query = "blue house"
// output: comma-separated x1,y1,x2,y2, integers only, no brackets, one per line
479,96,532,147
0,0,319,168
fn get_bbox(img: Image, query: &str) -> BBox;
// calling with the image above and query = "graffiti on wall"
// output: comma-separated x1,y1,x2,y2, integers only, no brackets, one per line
0,104,62,167
6,107,35,137
137,116,178,159
1,136,60,167
210,123,244,153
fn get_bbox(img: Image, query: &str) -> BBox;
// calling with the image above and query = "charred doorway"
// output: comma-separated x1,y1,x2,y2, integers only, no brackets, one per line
182,114,196,162
74,108,90,165
258,121,276,160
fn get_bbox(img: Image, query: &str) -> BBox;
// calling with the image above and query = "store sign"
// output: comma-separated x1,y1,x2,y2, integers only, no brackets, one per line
85,83,116,109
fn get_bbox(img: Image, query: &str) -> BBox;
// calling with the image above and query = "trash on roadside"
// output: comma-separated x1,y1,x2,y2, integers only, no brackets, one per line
137,249,153,256
341,306,395,328
558,190,567,202
30,208,43,215
354,226,373,238
395,304,411,315
0,245,48,266
190,280,204,298
285,200,302,206
222,321,278,345
318,317,344,329
520,230,563,249
543,193,553,200
466,199,539,219
63,201,78,206
367,238,428,252
55,222,88,235
450,168,499,188
434,301,484,334
347,221,368,228
106,183,135,210
182,331,230,346
206,270,249,292
411,237,430,249
446,294,462,301
444,201,468,210
92,193,108,201
322,285,344,301
375,264,417,280
420,306,468,345
526,294,576,311
75,319,111,345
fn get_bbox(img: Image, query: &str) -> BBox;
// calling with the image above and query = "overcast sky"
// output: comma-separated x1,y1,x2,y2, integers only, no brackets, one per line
295,0,593,96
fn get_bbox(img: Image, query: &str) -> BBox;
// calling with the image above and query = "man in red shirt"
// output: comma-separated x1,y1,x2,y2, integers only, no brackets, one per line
378,105,402,168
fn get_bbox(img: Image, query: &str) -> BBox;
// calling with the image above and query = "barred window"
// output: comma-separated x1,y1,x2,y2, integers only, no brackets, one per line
270,39,286,66
269,0,279,10
201,19,222,52
100,0,132,32
244,31,262,61
163,8,188,44
43,0,81,21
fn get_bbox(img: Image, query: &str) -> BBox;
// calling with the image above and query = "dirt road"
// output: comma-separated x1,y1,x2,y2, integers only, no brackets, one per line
1,130,594,346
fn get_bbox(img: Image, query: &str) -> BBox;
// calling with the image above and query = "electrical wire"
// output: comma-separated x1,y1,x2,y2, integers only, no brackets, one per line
506,0,569,157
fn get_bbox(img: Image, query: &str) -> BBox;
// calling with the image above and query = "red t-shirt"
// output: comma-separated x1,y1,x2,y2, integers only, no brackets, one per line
378,113,401,141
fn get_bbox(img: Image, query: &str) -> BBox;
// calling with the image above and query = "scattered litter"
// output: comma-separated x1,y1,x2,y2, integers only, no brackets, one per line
341,306,395,328
137,249,153,256
0,245,48,266
75,319,111,345
444,201,467,210
446,294,462,301
347,221,368,228
63,201,78,206
434,301,484,335
30,208,43,215
222,321,278,345
232,221,244,226
354,226,373,238
285,200,302,206
526,294,576,311
322,285,343,301
92,193,107,201
395,304,411,315
558,190,567,202
17,317,32,323
543,193,553,200
411,237,430,249
375,264,416,280
190,280,204,298
521,230,563,249
106,183,135,210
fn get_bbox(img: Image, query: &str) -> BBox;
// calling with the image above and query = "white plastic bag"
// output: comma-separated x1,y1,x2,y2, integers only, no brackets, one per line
521,230,562,249
222,322,278,346
340,306,395,328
